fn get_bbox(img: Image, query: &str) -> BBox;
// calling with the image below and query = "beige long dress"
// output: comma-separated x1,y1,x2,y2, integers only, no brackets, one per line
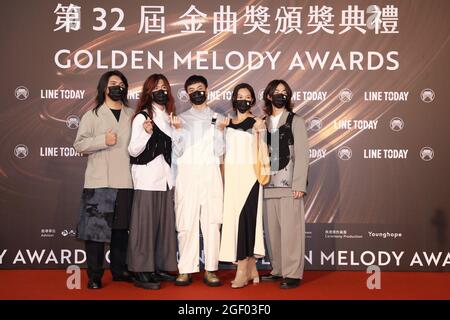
219,117,267,262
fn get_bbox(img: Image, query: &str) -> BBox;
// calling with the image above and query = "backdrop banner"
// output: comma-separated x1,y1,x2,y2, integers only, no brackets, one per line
1,0,449,271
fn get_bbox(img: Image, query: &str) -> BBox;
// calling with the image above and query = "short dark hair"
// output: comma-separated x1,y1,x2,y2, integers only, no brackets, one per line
263,79,293,116
184,75,208,92
231,83,256,109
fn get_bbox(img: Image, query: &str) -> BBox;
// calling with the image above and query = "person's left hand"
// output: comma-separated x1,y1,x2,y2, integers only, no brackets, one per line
253,117,266,132
217,114,231,132
293,191,305,199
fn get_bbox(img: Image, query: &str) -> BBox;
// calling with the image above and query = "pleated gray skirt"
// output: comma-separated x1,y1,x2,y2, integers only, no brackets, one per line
127,189,178,273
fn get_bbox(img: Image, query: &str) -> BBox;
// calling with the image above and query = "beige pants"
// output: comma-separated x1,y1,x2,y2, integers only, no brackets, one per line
263,197,305,279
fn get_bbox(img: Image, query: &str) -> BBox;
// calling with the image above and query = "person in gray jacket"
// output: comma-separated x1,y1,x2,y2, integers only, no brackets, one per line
261,79,309,289
74,70,134,289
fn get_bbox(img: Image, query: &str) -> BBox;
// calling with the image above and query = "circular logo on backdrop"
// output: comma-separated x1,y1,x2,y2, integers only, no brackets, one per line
14,144,29,159
339,88,353,103
337,146,352,160
15,86,30,100
61,229,76,237
308,117,322,131
419,147,434,161
420,89,435,103
177,88,189,103
66,115,80,129
390,117,404,131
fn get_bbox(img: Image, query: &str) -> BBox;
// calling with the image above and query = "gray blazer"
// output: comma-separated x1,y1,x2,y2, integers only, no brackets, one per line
74,104,133,189
264,109,309,198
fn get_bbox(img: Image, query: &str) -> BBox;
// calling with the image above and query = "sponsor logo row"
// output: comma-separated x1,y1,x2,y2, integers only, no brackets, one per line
13,145,435,161
15,86,435,103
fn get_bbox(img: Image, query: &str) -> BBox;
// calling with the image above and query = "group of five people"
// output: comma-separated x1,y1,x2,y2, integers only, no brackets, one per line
74,71,309,291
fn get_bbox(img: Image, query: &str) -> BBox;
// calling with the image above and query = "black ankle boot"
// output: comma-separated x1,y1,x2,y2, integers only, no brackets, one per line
112,271,134,282
87,278,102,289
280,277,301,289
133,272,160,290
155,271,177,282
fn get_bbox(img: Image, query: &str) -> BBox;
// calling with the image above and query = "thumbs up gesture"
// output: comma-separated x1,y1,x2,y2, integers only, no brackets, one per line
105,129,117,146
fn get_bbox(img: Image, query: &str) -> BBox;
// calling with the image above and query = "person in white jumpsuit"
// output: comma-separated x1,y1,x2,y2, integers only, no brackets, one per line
170,75,228,287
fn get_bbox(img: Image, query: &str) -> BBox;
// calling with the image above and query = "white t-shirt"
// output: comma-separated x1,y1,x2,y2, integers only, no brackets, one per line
270,112,283,131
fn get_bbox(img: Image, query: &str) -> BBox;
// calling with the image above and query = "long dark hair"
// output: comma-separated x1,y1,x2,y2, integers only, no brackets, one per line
231,83,256,110
134,74,175,119
263,79,293,116
93,70,129,115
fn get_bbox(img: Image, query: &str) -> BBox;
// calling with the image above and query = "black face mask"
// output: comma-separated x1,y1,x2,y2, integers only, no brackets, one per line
233,99,252,113
108,85,126,101
189,91,207,105
152,89,168,105
272,93,288,108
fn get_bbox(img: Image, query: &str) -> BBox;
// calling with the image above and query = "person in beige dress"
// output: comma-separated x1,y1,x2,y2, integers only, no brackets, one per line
219,83,270,288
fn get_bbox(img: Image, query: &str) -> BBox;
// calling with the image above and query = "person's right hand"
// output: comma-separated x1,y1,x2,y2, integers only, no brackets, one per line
105,129,117,146
143,118,153,134
169,112,182,130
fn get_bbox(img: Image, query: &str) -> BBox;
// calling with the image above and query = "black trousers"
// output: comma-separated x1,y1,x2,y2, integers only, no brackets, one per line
85,229,129,280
